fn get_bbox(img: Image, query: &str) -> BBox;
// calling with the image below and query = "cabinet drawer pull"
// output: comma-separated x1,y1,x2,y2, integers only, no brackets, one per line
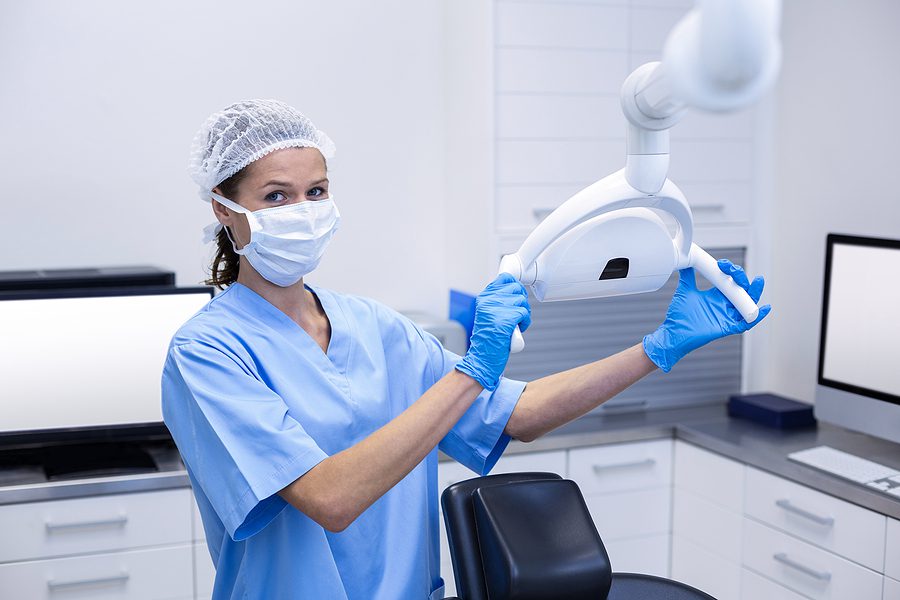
592,458,656,474
47,572,130,590
45,514,128,532
775,499,835,527
601,399,647,411
772,552,832,582
692,203,726,212
532,208,555,220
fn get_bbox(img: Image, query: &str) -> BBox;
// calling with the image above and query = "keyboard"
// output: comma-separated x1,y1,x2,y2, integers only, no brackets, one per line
788,446,900,498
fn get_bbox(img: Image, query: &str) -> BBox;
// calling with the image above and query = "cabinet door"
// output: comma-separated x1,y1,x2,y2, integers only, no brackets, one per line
671,534,742,600
887,518,900,581
604,534,670,578
569,439,672,495
0,544,193,600
673,440,743,511
0,489,192,563
673,486,742,563
742,517,883,599
745,466,887,572
194,541,215,600
741,568,810,600
885,577,900,600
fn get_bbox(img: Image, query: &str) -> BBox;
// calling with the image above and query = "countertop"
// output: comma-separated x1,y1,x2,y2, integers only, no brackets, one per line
2,404,900,519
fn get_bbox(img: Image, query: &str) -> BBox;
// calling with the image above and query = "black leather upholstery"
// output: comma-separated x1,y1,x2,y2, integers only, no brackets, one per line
472,479,613,600
441,472,562,600
441,473,718,600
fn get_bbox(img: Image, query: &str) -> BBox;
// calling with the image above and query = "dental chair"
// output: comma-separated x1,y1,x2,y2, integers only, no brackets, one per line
441,472,715,600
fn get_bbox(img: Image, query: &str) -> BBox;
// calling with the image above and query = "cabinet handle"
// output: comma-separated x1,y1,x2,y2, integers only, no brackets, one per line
592,458,656,474
775,499,835,527
47,572,130,590
772,552,832,582
692,203,726,212
532,208,555,220
45,514,128,532
601,399,647,411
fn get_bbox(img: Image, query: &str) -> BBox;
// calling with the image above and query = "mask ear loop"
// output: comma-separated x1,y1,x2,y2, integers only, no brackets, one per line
211,192,256,253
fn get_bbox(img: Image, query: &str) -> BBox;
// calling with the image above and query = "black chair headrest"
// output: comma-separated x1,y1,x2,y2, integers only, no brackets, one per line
472,479,613,600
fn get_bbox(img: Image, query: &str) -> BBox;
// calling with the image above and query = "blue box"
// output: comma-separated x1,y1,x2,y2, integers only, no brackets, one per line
728,393,816,429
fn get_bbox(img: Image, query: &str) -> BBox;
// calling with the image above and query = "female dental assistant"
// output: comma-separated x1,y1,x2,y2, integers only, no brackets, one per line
161,99,770,600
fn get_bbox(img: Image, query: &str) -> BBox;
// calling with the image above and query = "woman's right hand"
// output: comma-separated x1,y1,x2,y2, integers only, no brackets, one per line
454,273,531,391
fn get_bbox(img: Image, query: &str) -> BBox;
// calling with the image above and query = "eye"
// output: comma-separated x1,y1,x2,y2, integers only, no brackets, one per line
307,186,329,199
264,191,287,203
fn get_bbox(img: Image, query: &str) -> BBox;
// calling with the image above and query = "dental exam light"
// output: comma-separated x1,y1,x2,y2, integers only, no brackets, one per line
501,0,781,353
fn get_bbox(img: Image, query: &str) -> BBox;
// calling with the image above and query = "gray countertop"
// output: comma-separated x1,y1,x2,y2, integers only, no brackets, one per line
3,404,900,519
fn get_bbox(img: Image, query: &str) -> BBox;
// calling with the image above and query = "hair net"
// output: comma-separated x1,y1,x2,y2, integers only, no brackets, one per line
189,99,336,201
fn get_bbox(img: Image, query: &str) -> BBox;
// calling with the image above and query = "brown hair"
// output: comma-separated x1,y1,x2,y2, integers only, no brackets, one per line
204,168,248,289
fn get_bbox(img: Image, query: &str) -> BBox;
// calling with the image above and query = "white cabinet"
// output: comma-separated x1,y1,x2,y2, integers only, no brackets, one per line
743,517,883,599
569,440,673,578
885,576,900,600
191,496,214,600
0,544,194,600
745,466,887,571
887,518,900,581
672,440,744,599
674,441,894,600
0,490,194,600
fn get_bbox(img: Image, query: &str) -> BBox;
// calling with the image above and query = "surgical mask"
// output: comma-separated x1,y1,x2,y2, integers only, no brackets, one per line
207,192,341,287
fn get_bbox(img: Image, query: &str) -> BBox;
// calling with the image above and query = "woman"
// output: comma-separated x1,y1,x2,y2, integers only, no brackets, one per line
162,99,770,600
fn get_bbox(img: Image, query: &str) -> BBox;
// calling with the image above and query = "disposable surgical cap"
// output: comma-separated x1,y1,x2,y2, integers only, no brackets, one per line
189,99,336,201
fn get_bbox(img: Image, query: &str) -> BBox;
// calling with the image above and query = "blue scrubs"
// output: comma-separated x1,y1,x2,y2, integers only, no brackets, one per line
161,283,525,600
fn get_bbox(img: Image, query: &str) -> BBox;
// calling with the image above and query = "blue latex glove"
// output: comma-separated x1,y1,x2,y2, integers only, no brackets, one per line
643,259,771,373
455,273,532,391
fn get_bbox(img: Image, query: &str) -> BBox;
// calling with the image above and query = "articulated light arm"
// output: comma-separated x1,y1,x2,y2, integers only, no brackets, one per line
622,0,782,194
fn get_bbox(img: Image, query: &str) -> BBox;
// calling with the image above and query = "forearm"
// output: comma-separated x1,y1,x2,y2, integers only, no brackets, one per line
279,369,483,531
505,343,656,442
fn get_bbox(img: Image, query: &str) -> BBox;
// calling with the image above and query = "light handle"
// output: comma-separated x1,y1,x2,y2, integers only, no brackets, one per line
689,243,760,323
499,255,528,353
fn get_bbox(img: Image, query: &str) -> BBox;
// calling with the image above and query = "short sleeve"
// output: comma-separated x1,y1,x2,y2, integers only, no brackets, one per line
415,331,526,475
162,341,328,541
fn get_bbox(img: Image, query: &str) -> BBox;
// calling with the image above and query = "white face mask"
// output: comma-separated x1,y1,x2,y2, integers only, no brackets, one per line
208,192,341,287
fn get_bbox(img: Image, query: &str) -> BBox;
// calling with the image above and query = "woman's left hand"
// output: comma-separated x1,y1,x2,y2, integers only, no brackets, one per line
643,259,771,372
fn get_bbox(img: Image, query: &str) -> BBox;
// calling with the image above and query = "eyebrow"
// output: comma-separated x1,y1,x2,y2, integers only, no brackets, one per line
260,178,329,189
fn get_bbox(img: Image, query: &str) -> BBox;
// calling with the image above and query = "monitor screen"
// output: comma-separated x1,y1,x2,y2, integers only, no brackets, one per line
0,288,212,440
818,235,900,405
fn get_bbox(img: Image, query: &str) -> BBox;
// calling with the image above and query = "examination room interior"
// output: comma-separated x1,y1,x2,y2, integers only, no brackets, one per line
1,1,899,599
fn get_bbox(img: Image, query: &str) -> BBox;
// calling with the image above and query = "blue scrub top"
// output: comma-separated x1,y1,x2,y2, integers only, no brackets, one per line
161,283,525,600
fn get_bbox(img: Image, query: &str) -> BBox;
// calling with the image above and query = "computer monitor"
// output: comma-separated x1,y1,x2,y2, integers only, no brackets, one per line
815,234,900,443
0,287,213,448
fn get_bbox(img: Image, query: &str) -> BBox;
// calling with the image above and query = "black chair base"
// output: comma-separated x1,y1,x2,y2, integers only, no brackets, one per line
609,573,716,599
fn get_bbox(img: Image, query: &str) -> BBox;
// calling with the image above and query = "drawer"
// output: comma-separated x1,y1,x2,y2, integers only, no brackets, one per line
745,467,887,571
742,517,883,599
672,486,742,562
438,450,567,493
0,489,192,563
671,534,741,600
887,518,900,580
0,544,193,600
585,487,671,541
569,439,672,495
741,568,810,600
194,541,215,599
673,441,743,510
603,533,669,578
886,577,900,600
192,495,206,541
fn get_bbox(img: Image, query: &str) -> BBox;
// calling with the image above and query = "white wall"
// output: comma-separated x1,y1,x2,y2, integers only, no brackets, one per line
758,0,900,402
0,0,448,315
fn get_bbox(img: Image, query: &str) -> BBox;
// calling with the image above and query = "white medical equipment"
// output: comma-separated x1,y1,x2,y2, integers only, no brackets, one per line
500,0,782,352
